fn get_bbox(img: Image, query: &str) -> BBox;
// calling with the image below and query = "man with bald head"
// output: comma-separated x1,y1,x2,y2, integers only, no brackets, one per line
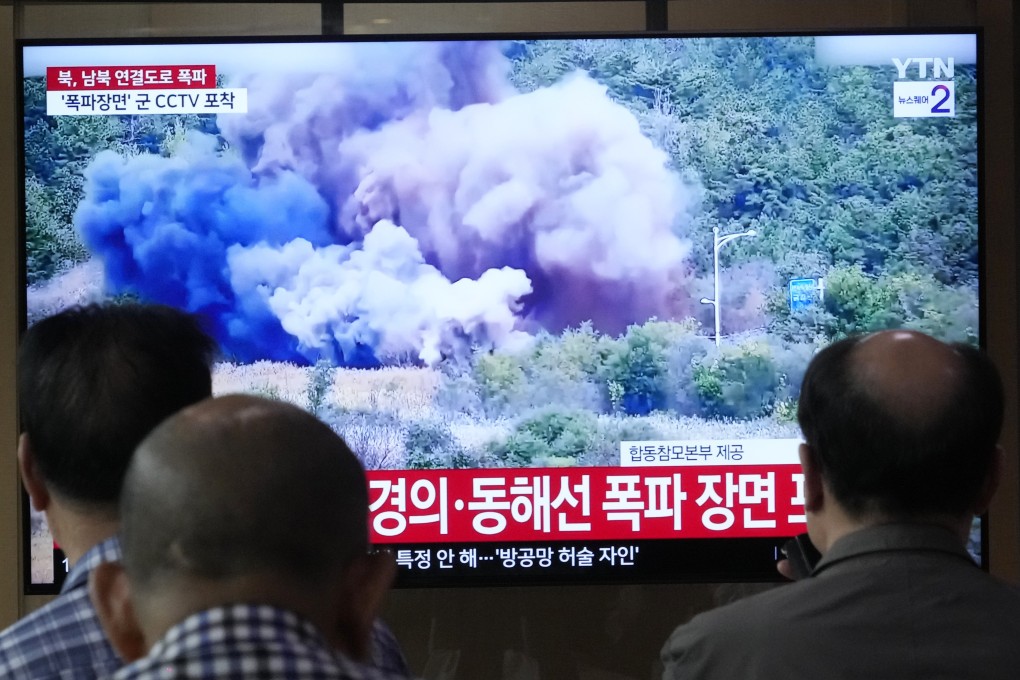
89,395,411,680
661,330,1020,679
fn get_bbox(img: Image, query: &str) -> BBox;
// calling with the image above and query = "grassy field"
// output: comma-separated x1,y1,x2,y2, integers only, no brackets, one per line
214,362,440,417
212,361,800,470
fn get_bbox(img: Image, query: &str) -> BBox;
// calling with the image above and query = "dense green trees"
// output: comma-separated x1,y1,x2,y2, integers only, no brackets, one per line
439,318,804,419
455,36,979,463
510,38,978,346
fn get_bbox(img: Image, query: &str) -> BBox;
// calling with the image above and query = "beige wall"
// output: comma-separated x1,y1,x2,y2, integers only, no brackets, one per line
0,2,1015,678
976,0,1019,589
0,1,22,633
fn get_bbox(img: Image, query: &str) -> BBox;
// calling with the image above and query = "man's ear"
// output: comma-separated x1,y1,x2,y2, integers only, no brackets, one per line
798,443,825,514
89,561,148,663
972,445,1003,516
18,434,50,513
332,550,397,663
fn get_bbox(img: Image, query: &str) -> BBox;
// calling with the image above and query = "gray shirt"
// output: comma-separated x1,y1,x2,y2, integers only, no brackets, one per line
661,523,1020,680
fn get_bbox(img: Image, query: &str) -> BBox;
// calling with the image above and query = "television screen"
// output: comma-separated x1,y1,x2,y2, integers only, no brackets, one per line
19,31,981,591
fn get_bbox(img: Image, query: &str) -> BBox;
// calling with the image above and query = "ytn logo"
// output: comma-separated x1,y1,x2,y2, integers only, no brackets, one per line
892,57,955,79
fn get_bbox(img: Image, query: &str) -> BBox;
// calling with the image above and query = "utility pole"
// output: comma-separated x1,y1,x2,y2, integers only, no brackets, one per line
700,226,757,346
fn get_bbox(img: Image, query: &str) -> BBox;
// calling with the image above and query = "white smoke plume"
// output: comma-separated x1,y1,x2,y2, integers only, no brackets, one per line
228,220,533,366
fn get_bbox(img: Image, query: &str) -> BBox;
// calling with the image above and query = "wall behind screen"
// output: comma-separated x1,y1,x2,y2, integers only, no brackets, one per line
0,2,1015,679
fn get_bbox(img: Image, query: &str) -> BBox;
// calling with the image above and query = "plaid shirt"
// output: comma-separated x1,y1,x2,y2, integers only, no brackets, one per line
369,620,410,676
0,535,122,679
113,604,414,680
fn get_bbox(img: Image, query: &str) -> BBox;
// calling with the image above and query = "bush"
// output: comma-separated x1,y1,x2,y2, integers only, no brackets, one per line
247,383,282,402
490,407,597,467
884,273,978,344
434,363,486,417
515,328,605,412
324,410,404,470
582,416,663,466
529,323,603,381
404,420,466,470
474,353,525,412
693,361,724,403
598,319,703,415
665,334,714,415
772,397,798,424
514,361,602,414
440,327,608,418
772,341,819,406
694,340,781,419
439,320,714,419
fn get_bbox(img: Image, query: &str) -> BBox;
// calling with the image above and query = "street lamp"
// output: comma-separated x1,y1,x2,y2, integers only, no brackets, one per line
700,226,757,346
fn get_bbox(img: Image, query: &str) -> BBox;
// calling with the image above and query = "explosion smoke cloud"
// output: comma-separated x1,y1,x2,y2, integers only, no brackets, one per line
228,220,533,366
276,70,698,335
74,41,702,366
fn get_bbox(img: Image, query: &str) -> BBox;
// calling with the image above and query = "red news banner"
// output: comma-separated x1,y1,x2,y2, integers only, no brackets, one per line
367,465,806,543
47,65,216,89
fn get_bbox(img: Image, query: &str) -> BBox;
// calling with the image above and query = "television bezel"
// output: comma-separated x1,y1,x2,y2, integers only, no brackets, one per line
16,27,987,594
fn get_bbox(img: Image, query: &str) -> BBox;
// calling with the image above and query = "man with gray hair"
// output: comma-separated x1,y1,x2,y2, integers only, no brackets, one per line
90,394,413,680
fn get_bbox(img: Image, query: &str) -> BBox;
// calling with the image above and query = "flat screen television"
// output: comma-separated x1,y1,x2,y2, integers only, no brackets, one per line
18,30,982,592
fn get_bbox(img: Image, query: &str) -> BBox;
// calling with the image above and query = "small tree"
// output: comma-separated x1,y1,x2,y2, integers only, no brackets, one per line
306,359,333,416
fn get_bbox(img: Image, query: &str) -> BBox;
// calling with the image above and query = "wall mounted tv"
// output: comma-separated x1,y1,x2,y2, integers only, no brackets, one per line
19,31,981,592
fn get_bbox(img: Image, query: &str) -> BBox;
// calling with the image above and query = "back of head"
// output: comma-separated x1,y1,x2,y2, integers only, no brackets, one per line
797,330,1003,519
120,395,369,598
17,303,216,509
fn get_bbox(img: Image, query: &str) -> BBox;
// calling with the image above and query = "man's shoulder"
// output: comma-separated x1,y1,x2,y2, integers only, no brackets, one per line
0,584,119,679
371,619,410,675
665,557,1020,647
661,582,807,680
0,586,94,652
335,654,419,680
115,652,417,680
662,559,1020,680
113,604,416,680
938,561,1020,622
665,580,804,646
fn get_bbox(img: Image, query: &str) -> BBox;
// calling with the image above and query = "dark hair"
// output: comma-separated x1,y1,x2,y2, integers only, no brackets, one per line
797,335,1003,518
17,303,217,507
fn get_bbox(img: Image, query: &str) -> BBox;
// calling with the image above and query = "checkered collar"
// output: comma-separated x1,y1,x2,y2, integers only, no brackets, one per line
61,534,122,594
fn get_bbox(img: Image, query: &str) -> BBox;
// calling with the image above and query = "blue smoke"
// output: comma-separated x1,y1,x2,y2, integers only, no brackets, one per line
75,134,333,362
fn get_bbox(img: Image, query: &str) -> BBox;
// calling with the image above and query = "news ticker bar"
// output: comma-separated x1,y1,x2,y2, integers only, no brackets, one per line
386,537,791,587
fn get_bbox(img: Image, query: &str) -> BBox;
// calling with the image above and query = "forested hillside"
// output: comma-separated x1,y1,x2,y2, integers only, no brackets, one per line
22,37,979,467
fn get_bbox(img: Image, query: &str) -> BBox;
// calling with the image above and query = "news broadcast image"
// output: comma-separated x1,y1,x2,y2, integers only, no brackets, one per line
21,33,979,587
